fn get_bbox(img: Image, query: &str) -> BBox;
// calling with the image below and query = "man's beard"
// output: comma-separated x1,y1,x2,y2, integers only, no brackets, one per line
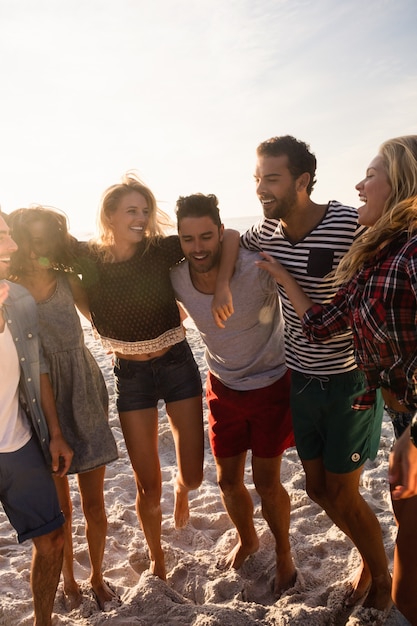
262,187,297,220
189,248,221,274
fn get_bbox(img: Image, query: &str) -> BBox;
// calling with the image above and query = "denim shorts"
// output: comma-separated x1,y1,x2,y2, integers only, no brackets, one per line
0,436,65,543
384,405,414,439
114,340,203,412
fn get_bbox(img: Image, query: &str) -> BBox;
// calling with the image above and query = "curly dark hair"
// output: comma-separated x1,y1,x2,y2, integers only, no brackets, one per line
8,206,78,277
256,135,317,195
175,193,221,229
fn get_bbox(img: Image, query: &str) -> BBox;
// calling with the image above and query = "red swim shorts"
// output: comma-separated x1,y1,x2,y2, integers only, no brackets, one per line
206,370,294,458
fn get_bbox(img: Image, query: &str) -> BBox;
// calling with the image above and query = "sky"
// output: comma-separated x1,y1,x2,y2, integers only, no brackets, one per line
0,0,416,235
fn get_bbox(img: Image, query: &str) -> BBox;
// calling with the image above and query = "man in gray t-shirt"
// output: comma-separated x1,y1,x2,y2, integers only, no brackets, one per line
170,193,295,595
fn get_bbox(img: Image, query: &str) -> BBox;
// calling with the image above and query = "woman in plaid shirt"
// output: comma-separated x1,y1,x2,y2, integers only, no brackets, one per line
257,135,417,625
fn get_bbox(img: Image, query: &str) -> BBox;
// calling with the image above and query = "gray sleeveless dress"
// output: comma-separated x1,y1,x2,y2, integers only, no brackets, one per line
37,274,118,474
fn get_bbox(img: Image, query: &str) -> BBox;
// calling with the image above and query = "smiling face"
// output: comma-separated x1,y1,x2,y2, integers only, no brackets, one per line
109,191,150,246
178,215,224,275
356,155,392,226
254,154,298,220
0,215,18,279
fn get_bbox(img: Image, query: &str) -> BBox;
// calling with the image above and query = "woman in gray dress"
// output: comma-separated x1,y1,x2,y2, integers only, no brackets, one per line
8,206,118,611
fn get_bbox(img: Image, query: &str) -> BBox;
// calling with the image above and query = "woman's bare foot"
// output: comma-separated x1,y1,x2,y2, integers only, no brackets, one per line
63,583,82,611
91,578,120,610
274,551,297,596
345,563,372,606
174,485,190,529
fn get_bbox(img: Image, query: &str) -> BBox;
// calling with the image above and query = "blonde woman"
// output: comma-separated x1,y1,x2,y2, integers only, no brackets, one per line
76,173,238,581
257,136,417,624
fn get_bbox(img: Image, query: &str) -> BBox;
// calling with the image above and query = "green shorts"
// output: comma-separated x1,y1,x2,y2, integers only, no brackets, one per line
290,369,383,474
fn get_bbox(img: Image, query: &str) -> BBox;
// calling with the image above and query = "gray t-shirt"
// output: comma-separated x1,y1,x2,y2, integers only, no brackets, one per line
170,248,287,391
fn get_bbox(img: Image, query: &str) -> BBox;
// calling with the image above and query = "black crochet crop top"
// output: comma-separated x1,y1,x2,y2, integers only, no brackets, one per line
77,236,185,355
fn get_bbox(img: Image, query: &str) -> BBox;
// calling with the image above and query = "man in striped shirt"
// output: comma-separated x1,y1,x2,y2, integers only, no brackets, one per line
240,136,392,614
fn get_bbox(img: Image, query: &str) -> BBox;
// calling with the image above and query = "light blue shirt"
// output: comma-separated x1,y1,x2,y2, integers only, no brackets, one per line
2,281,52,463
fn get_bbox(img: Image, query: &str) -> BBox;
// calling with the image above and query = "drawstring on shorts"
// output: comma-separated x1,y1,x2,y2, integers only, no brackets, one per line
296,375,330,395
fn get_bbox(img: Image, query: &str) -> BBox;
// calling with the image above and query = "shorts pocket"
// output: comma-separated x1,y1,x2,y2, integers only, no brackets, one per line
163,341,189,366
114,358,135,379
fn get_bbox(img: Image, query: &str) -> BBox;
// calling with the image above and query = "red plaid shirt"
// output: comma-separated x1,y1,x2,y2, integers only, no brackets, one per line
303,232,417,409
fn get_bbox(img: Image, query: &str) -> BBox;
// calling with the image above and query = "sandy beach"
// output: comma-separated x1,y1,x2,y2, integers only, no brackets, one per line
0,321,411,625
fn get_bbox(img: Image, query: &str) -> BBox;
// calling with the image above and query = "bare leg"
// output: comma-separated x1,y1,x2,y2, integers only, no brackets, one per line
77,467,118,609
252,455,296,595
166,396,204,529
215,452,260,569
326,469,391,611
119,407,166,580
391,494,417,624
53,476,82,609
303,458,391,611
31,527,64,626
301,458,371,604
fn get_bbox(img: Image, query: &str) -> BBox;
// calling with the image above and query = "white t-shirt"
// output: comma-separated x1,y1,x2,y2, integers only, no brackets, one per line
0,322,32,452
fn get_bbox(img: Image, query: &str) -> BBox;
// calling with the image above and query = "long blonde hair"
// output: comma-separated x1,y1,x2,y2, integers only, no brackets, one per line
93,172,172,261
335,135,417,284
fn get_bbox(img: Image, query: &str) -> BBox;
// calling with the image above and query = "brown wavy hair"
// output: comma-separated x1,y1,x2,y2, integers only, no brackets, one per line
8,206,77,278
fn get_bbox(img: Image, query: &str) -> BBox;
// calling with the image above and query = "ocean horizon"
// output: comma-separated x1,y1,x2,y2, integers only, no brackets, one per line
73,214,261,241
